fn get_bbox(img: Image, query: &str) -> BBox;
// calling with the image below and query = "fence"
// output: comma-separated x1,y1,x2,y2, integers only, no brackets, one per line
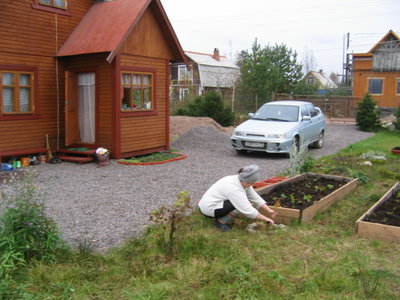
273,94,362,119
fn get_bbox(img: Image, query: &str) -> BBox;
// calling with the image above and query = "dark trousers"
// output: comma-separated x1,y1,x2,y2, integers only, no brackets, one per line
214,200,235,218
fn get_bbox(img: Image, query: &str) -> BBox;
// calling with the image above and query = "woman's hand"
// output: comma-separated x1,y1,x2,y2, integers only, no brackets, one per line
264,216,275,225
268,210,277,220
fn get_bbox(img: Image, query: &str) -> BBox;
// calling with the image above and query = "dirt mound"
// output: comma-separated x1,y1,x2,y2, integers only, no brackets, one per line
170,116,233,138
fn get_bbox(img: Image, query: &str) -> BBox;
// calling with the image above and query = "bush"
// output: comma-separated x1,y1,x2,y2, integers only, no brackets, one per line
355,93,381,132
393,107,400,130
174,91,235,126
0,172,67,278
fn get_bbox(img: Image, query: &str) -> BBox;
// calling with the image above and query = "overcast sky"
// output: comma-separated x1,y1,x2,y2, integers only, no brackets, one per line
161,0,400,77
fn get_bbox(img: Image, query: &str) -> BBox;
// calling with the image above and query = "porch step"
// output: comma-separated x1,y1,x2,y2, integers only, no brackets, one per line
58,149,97,155
58,147,96,164
59,155,95,164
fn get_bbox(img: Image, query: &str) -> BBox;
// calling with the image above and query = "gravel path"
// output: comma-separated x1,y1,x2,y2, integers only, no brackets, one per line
1,124,373,252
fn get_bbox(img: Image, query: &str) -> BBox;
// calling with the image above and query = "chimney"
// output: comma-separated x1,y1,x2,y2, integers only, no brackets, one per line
213,48,220,61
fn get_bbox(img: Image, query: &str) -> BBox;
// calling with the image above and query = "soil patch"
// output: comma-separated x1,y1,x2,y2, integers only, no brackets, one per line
170,116,233,139
261,177,346,210
364,191,400,227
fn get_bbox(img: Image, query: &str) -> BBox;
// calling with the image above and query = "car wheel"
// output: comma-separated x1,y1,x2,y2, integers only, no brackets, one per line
236,149,247,155
312,131,324,149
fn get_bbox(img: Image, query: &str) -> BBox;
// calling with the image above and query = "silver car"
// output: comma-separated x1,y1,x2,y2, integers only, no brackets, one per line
231,100,326,155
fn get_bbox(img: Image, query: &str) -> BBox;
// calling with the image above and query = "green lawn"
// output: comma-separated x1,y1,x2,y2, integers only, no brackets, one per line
2,130,400,299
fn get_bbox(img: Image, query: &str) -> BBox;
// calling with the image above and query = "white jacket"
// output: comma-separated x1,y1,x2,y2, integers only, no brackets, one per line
198,175,266,219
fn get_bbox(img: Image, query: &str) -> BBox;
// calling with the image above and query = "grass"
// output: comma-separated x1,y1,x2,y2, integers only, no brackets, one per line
2,130,400,299
118,149,183,164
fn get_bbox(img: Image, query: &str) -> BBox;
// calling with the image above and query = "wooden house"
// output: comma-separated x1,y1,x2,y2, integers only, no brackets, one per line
170,48,239,102
0,0,186,162
352,30,400,109
303,70,338,95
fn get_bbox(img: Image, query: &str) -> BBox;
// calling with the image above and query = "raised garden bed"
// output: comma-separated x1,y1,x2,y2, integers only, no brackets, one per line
257,172,358,224
356,183,400,242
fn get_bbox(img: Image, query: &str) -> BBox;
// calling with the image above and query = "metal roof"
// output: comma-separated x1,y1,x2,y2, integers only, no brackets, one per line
57,0,186,64
185,51,238,69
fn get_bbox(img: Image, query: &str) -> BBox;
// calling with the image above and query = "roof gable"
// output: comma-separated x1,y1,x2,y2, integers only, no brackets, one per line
368,30,400,53
57,0,186,63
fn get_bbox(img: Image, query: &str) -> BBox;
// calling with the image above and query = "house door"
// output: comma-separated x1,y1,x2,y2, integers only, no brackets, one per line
65,72,96,145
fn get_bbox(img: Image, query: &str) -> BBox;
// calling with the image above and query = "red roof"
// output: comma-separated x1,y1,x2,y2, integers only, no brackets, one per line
57,0,185,63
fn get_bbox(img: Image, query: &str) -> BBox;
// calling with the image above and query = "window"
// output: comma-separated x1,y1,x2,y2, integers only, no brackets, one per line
301,105,310,117
38,0,67,9
178,65,192,82
306,104,318,117
397,79,400,95
306,76,315,85
121,72,153,111
368,78,383,94
179,88,189,101
1,71,34,114
32,0,70,15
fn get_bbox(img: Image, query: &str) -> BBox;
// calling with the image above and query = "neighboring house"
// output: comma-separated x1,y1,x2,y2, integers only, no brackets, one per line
0,0,186,160
170,48,239,101
303,70,338,95
352,30,400,109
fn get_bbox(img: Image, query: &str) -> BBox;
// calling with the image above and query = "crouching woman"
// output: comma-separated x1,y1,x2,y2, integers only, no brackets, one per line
198,164,277,231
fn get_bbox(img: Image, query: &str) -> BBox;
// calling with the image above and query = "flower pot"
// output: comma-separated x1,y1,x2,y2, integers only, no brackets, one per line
20,157,30,167
391,147,400,155
257,172,358,224
356,183,400,243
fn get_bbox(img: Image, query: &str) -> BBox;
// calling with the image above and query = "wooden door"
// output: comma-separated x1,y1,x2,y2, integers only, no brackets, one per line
65,71,79,146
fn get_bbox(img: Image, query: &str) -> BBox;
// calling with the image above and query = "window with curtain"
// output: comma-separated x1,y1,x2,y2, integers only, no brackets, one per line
368,78,383,95
397,79,400,94
121,72,153,111
1,71,34,114
38,0,67,9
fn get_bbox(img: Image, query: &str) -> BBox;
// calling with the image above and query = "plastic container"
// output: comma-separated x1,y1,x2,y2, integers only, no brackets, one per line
96,151,110,166
21,157,30,167
1,163,14,171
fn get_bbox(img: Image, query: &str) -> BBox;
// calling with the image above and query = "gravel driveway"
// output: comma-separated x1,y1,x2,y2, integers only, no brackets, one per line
1,124,374,252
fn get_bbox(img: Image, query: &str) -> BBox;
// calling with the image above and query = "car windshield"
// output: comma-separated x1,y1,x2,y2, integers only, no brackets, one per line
252,105,299,122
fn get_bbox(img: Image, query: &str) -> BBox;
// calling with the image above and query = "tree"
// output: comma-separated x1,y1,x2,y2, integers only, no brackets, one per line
236,39,303,109
292,80,319,95
174,91,234,126
355,93,381,132
302,48,317,74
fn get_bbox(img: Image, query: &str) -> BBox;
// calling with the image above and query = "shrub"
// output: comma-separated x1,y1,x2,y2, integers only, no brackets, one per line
393,106,400,130
174,91,235,126
355,93,381,132
149,191,191,260
284,144,315,177
0,172,67,278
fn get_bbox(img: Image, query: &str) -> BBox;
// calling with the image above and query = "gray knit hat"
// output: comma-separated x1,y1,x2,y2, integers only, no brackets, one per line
238,164,260,183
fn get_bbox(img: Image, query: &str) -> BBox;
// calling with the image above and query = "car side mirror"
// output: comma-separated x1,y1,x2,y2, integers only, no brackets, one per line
302,115,311,121
248,113,254,118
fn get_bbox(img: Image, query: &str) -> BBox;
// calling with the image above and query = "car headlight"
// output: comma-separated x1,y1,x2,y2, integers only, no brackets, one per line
266,133,285,139
234,131,244,136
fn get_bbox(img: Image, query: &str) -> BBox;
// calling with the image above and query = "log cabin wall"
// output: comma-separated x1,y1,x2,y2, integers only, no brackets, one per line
0,0,92,152
118,6,174,157
353,55,400,108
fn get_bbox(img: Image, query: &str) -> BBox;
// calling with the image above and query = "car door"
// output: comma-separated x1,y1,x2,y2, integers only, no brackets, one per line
300,104,314,145
306,104,323,142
